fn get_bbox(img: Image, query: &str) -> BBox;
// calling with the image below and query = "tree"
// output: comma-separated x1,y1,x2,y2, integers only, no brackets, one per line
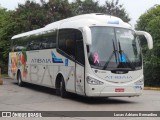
12,0,53,33
41,0,73,21
71,0,130,22
71,0,106,14
0,8,12,73
105,0,130,22
0,0,131,74
0,0,53,73
136,5,160,87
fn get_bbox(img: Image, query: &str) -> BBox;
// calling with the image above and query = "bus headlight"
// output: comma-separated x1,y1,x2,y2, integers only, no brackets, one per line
86,76,104,85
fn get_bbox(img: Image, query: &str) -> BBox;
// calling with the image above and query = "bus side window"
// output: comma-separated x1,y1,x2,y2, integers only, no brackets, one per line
58,29,76,58
40,31,57,49
12,38,28,52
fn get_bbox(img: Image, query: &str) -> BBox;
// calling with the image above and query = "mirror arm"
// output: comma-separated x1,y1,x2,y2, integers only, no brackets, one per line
135,31,153,49
83,26,92,45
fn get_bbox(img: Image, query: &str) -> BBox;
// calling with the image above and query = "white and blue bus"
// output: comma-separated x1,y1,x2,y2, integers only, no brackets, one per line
8,13,153,98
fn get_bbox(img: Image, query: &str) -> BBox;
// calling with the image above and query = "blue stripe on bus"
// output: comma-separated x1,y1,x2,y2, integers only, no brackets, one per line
51,52,63,63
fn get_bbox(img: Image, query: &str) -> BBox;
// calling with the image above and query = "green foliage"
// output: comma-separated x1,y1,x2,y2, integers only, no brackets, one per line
0,8,12,73
71,0,130,22
45,0,74,21
105,0,130,22
136,5,160,87
12,0,53,32
0,0,130,74
71,0,106,14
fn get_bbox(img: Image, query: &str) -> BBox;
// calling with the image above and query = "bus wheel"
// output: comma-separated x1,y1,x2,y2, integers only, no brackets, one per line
17,72,23,86
59,77,67,98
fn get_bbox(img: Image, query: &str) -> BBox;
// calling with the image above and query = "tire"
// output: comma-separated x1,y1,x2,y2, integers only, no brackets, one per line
59,77,67,98
17,72,23,86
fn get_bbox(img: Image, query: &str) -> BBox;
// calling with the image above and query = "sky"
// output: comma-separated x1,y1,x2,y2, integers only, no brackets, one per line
0,0,160,27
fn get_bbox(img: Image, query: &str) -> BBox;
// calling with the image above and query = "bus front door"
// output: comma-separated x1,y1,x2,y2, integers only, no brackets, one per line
75,39,85,95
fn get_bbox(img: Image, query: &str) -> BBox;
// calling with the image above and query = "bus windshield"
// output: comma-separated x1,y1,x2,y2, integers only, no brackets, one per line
88,26,142,70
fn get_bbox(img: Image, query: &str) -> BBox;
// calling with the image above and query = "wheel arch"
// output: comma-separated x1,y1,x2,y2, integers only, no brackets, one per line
55,72,66,89
16,69,21,80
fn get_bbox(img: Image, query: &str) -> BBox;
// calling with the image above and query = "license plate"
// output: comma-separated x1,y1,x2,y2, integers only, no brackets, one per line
115,88,124,92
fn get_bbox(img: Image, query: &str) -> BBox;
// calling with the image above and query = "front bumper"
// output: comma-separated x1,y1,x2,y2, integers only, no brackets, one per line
85,84,143,97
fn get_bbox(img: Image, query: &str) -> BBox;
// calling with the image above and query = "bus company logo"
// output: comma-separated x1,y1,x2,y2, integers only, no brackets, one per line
31,58,52,63
105,76,132,80
51,52,63,63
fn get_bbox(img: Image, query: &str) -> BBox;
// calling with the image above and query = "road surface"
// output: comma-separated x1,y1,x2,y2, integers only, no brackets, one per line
0,78,160,120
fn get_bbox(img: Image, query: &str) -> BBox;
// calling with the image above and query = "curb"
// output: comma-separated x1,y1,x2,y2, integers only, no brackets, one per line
144,87,160,90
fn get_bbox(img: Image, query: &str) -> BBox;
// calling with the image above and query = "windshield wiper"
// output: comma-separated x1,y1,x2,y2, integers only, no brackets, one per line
103,39,118,70
118,39,135,70
113,39,118,64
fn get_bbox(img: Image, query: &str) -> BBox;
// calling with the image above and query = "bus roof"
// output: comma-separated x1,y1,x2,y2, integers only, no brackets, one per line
11,13,132,40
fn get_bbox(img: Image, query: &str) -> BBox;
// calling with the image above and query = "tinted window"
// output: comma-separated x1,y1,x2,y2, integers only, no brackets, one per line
12,37,28,52
27,36,42,50
76,32,85,65
58,29,85,65
28,31,57,50
12,31,57,51
39,31,57,49
58,29,76,57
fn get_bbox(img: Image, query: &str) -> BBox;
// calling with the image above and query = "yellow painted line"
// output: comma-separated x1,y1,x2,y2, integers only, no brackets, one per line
144,87,160,90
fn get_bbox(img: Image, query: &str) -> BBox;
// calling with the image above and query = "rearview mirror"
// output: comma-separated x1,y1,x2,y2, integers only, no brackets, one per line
83,26,92,45
135,31,153,49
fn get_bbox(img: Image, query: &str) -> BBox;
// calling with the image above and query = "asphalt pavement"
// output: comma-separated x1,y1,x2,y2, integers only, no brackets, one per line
0,78,160,120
